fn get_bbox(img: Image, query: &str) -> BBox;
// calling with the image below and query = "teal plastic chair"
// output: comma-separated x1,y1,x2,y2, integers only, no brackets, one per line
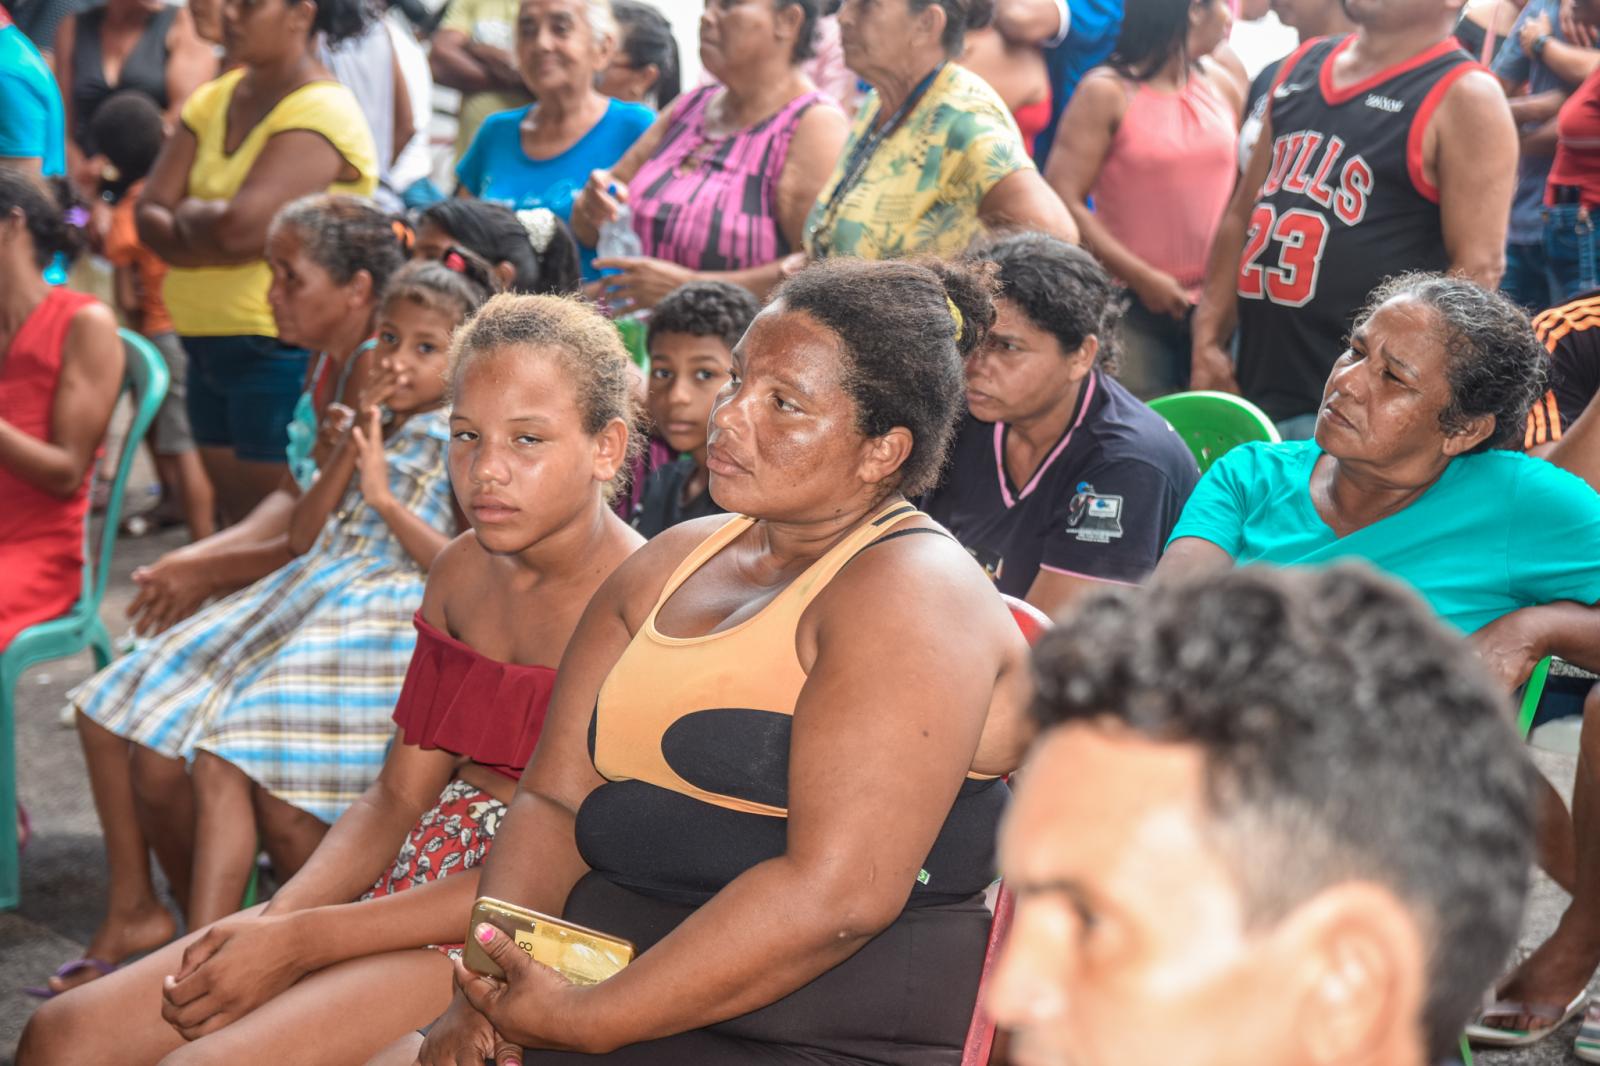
1148,390,1282,472
0,329,169,911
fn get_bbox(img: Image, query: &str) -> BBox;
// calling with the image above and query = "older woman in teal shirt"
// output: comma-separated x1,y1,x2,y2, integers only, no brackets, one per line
1156,272,1600,1055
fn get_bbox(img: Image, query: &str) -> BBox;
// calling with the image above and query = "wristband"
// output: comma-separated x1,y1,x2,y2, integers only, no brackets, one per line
1533,33,1552,57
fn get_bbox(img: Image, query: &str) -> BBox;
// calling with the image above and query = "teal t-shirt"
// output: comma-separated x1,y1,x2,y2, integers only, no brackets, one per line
1169,440,1600,634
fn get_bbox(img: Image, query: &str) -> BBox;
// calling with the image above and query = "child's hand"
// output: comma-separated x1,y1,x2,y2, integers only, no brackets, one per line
316,403,356,461
351,406,394,510
358,358,411,415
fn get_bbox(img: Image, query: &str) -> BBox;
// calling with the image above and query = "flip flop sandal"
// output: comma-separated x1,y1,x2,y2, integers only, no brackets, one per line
1575,1002,1600,1062
1466,990,1590,1047
22,957,117,999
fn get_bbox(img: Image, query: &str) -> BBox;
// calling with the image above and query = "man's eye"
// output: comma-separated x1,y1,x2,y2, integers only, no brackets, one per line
451,430,478,442
694,369,721,383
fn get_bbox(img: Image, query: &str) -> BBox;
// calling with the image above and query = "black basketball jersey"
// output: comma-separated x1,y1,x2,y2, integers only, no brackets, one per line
1235,34,1479,421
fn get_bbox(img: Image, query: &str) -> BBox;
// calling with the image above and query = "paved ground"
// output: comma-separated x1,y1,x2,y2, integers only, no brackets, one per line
0,523,1594,1065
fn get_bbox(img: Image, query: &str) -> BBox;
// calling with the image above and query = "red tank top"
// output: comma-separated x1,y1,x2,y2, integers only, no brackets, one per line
391,612,559,780
0,288,100,648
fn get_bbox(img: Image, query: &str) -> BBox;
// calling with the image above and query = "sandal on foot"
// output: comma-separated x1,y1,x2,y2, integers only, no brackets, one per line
1466,990,1590,1047
1576,1002,1600,1062
22,957,117,999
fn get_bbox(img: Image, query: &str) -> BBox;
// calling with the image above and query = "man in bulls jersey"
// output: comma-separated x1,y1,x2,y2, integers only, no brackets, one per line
1190,0,1517,434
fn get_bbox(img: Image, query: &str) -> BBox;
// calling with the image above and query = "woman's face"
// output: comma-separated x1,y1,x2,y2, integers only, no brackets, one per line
265,224,366,351
449,347,626,554
964,298,1093,425
222,0,310,66
516,0,612,98
1314,296,1481,466
1187,0,1232,59
700,0,793,78
837,0,932,84
706,305,894,519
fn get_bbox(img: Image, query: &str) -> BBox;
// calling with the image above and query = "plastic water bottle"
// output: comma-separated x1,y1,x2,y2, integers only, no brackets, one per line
596,202,642,261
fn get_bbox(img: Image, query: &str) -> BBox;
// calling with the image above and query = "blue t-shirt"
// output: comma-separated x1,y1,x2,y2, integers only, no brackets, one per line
1169,439,1600,633
1492,0,1567,246
0,22,66,177
1036,0,1123,164
456,98,654,279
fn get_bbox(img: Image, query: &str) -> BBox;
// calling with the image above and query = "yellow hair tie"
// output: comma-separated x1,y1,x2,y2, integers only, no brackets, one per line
945,296,964,341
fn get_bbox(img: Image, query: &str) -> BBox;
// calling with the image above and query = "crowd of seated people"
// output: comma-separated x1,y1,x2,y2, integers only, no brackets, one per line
10,0,1600,1058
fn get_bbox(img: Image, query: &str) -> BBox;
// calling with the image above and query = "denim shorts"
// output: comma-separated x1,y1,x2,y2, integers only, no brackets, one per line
180,335,310,463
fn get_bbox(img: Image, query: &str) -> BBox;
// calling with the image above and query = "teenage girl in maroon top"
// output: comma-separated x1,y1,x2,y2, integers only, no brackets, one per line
0,171,122,652
19,290,644,1066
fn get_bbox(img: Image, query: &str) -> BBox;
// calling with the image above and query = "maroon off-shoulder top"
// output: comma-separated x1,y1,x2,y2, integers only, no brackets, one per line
391,611,558,781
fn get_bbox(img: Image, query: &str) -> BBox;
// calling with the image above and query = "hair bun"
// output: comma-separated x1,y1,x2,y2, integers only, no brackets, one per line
925,258,999,358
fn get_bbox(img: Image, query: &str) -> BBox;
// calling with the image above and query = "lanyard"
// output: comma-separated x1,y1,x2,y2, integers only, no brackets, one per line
808,63,945,255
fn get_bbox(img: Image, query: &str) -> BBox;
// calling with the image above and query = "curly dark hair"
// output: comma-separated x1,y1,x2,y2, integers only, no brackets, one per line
1356,273,1548,452
647,280,760,352
89,90,164,192
908,0,994,54
775,257,996,496
0,170,86,270
272,194,406,295
972,231,1123,374
1031,564,1536,1062
421,200,582,296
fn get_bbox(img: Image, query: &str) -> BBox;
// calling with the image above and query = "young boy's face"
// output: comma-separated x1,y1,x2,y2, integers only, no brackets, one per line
647,331,733,457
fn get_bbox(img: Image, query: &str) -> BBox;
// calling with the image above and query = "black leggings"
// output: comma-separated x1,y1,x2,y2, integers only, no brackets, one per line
520,873,991,1065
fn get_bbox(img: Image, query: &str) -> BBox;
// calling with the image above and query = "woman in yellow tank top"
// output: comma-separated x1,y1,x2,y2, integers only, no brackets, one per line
136,0,377,523
397,259,1037,1066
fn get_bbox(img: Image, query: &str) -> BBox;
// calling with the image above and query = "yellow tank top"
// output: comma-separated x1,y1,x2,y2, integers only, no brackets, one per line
163,68,379,338
592,502,933,817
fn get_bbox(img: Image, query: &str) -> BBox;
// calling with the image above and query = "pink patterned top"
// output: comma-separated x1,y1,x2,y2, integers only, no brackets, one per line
628,84,832,271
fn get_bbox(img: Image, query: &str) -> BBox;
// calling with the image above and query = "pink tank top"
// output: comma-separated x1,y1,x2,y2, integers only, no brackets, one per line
1090,74,1238,294
629,85,831,271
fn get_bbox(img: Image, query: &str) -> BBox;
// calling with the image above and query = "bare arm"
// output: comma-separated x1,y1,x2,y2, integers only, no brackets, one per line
173,129,351,260
163,7,218,122
135,123,210,266
0,301,122,497
570,110,674,246
53,14,91,196
430,28,523,96
992,0,1066,45
1046,74,1191,316
1430,69,1517,288
286,427,359,556
390,46,415,168
979,168,1079,243
1541,36,1600,86
1550,387,1600,490
1150,535,1235,583
1191,104,1274,393
1509,87,1569,125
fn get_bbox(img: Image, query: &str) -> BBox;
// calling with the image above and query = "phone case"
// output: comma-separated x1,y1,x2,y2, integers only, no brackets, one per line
462,896,635,985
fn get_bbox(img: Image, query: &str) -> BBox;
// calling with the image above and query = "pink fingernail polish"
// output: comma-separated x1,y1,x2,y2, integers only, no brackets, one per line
476,923,496,944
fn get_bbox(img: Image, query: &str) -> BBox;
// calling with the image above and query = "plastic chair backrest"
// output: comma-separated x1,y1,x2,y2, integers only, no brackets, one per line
84,331,170,613
1147,390,1281,473
959,594,1049,1066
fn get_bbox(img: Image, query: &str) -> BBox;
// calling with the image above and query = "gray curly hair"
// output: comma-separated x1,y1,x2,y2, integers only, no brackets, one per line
1355,273,1548,452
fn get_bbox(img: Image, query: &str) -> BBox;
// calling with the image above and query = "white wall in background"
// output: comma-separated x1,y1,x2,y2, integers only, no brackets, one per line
651,0,704,88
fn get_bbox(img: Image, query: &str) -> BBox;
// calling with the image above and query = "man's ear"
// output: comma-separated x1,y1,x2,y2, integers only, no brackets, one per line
1272,882,1430,1066
859,425,914,488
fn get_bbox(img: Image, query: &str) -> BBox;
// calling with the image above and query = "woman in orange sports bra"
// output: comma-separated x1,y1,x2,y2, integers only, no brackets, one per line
403,258,1037,1066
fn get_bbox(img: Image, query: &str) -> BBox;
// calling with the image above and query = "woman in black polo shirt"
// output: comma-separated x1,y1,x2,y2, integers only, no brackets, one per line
922,233,1200,615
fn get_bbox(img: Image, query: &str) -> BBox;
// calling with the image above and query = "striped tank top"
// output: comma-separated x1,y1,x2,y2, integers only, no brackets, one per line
627,84,830,272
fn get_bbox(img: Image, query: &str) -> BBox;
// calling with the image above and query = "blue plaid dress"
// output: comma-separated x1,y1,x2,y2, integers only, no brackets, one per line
74,411,456,823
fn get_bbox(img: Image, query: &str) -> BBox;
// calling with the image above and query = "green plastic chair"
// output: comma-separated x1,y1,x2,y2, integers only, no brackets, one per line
1148,390,1282,472
0,329,169,911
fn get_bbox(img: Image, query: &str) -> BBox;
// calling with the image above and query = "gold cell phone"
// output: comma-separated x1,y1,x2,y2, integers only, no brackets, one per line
462,896,635,986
